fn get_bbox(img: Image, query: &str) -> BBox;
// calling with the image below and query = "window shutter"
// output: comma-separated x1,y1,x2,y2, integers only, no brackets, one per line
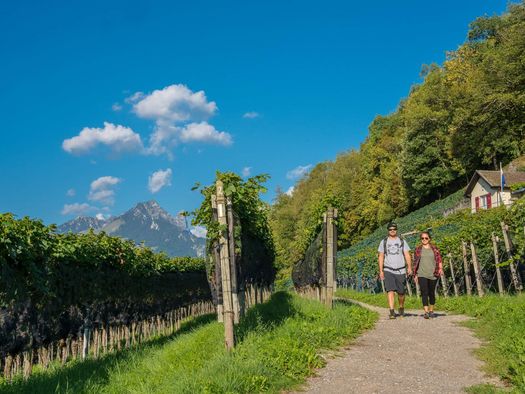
487,194,492,208
475,196,480,211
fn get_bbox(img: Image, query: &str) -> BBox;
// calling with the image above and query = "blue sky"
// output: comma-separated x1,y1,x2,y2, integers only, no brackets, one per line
0,0,510,228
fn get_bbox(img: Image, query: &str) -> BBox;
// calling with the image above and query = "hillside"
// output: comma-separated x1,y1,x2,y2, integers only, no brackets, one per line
269,2,525,273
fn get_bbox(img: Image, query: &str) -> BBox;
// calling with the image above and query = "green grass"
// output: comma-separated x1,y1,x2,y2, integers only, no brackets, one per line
337,289,525,393
1,292,377,394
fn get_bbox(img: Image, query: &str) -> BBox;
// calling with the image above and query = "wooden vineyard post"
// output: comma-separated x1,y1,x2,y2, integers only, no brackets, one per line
226,196,241,322
492,233,504,296
447,254,459,297
325,208,336,308
211,195,224,322
462,242,472,296
470,242,484,297
216,180,235,350
440,269,449,298
501,222,523,293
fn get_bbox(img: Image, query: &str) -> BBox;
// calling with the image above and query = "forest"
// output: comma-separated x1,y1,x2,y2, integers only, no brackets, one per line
269,2,525,277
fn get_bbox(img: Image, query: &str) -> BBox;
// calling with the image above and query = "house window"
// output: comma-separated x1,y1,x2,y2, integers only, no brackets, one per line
478,193,492,210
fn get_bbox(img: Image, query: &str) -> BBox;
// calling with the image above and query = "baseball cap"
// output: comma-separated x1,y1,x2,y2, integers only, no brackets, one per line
387,222,398,230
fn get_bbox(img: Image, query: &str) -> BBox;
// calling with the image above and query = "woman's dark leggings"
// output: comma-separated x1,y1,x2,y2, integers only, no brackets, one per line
419,277,437,306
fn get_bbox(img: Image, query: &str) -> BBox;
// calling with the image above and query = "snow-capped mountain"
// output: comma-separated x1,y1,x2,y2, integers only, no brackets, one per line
58,201,205,257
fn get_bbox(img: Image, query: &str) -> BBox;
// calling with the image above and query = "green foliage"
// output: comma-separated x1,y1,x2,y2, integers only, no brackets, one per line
270,1,525,279
338,290,525,392
0,213,209,359
1,292,377,394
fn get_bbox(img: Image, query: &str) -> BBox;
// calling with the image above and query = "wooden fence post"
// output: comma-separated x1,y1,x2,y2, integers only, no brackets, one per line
447,254,459,297
501,221,523,293
491,234,504,296
325,208,336,308
216,180,235,350
462,242,472,296
440,270,449,298
211,195,224,322
226,197,241,322
81,316,91,360
470,242,484,297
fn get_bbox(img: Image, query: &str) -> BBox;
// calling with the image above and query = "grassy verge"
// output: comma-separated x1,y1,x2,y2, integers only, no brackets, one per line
337,289,525,393
1,292,376,394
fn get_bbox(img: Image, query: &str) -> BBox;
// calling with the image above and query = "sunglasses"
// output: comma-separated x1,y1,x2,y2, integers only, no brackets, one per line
388,228,397,231
421,237,430,240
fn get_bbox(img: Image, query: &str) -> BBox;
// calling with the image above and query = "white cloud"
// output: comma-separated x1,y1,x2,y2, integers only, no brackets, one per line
112,103,123,111
61,203,94,216
243,111,260,119
180,122,232,145
148,168,172,193
146,121,232,156
90,176,121,191
133,84,217,122
129,84,231,156
88,176,122,205
190,225,207,238
285,186,295,196
286,164,312,180
242,167,252,177
62,122,144,155
125,91,144,104
66,188,76,197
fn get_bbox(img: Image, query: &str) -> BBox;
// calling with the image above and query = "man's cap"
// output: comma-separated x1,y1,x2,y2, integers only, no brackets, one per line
387,222,398,230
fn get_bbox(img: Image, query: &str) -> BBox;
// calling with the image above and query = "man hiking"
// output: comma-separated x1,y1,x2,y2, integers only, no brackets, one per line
378,222,412,319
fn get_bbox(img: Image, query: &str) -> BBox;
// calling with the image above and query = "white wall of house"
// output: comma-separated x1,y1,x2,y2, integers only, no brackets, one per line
470,178,512,212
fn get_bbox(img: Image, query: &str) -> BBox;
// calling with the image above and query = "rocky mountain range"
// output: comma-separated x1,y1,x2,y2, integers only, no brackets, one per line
57,200,205,257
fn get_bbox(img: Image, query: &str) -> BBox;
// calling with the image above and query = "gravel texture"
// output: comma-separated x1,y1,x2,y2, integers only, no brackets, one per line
291,299,501,394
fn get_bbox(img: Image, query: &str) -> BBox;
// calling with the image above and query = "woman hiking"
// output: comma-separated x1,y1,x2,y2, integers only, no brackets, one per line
413,231,443,319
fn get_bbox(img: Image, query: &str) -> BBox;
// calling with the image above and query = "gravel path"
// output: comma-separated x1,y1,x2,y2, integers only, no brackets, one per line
291,299,501,394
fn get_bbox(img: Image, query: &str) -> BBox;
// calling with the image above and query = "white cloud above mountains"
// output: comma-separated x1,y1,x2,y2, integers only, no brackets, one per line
62,122,143,155
88,176,122,205
286,164,312,180
148,168,172,193
61,203,94,216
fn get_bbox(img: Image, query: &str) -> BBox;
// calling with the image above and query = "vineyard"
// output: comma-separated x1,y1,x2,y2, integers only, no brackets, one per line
337,192,525,297
0,213,211,381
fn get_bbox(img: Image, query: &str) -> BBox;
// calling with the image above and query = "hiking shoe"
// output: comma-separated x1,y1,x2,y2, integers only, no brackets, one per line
398,307,405,318
429,311,436,319
424,312,430,319
389,309,396,319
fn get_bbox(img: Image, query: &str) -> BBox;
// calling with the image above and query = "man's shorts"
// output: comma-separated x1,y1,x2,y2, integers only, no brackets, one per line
384,271,406,294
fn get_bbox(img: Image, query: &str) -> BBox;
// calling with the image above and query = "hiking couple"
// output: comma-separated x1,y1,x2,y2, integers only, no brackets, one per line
378,222,443,319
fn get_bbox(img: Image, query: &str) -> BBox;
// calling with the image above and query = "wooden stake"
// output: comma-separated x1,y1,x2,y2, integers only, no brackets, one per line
216,180,235,350
226,197,241,322
470,242,484,297
501,221,522,293
492,233,504,296
325,208,336,308
211,194,224,322
462,242,472,296
447,254,459,297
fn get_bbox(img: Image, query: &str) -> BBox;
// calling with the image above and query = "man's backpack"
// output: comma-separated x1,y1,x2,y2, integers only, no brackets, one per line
382,236,406,256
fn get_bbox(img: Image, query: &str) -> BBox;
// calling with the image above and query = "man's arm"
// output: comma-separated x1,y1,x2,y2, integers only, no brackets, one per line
378,252,385,280
404,250,412,275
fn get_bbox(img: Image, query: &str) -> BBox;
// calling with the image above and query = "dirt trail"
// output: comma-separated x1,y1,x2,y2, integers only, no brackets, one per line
291,300,501,394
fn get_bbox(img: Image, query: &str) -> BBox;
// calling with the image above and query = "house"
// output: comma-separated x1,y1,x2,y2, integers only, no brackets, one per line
465,170,525,213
